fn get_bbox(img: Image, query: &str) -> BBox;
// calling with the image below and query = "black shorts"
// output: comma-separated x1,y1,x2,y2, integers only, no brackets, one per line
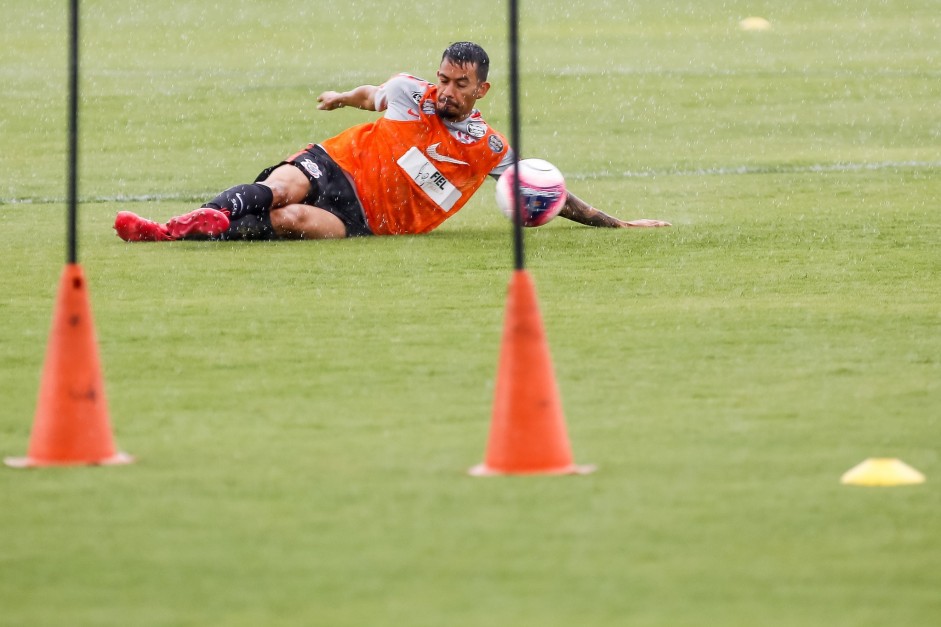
255,144,373,237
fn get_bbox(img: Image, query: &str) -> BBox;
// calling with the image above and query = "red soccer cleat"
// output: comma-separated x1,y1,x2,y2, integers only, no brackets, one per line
166,207,230,240
114,211,172,242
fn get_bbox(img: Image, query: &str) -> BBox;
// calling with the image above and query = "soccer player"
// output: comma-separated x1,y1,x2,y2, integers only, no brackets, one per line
113,42,670,242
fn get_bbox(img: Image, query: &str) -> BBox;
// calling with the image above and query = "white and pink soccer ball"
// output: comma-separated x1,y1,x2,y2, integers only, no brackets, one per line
495,158,567,227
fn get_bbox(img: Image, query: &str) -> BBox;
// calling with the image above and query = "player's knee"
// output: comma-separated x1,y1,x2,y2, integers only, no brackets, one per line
260,180,293,209
269,205,304,238
260,165,310,208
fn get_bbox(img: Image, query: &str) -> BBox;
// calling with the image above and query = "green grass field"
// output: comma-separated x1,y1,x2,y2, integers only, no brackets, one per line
2,1,939,625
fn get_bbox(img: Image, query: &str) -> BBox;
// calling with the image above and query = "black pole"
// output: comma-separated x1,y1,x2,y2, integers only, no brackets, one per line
508,0,524,270
66,0,79,264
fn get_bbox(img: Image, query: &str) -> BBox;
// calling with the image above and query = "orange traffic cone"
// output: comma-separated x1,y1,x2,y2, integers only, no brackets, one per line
5,264,132,468
470,270,595,476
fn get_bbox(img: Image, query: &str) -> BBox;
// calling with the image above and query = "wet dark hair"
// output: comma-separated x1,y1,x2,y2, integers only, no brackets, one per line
442,41,490,82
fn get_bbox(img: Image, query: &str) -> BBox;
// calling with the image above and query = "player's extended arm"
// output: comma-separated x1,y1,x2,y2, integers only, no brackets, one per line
559,192,671,228
316,85,380,111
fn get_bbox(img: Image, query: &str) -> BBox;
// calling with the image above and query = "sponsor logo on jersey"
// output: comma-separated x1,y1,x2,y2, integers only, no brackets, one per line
299,159,322,179
466,122,487,138
397,147,462,211
421,100,436,116
426,142,469,166
488,135,505,153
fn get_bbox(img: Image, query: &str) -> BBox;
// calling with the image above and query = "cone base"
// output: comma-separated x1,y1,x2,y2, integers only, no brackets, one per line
468,462,597,477
840,458,925,486
4,451,134,469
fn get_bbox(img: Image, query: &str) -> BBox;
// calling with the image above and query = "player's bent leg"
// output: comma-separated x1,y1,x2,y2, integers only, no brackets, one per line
192,164,310,224
202,183,273,219
270,204,347,240
259,164,314,209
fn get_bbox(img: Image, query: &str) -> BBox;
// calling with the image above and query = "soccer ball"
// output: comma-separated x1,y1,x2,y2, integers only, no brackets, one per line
495,158,567,227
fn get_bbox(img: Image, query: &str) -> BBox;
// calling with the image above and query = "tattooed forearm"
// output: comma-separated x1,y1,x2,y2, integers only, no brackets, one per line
558,193,625,228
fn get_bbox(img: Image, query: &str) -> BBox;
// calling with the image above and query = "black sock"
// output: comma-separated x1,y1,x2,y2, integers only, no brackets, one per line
203,183,274,220
220,213,276,241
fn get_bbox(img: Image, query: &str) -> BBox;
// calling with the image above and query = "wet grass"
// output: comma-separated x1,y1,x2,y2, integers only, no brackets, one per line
2,1,940,626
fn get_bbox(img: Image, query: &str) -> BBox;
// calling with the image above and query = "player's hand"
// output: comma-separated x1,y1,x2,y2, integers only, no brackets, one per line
620,219,672,228
316,91,347,111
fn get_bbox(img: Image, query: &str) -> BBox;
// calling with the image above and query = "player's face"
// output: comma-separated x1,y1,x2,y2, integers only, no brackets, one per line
436,60,491,121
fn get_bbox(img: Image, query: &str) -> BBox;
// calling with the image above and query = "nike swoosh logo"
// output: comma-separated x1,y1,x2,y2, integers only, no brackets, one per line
426,142,469,166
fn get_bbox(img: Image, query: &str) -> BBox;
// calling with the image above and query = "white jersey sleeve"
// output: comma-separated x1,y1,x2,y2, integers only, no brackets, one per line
373,73,430,121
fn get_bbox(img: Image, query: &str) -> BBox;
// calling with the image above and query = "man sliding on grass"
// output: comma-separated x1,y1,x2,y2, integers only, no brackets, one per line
114,42,669,242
